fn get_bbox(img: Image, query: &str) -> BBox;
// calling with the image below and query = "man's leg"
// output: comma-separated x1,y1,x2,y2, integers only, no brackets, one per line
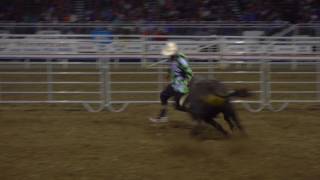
159,85,176,116
150,84,175,122
174,92,188,112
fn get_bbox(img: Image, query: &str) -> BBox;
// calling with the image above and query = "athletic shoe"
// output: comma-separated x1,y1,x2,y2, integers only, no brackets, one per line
149,116,168,123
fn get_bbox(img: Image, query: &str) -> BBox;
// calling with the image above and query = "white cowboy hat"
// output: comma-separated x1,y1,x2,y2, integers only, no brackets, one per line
161,42,178,56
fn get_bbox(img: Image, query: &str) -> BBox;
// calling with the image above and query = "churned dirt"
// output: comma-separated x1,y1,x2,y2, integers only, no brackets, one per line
0,104,319,180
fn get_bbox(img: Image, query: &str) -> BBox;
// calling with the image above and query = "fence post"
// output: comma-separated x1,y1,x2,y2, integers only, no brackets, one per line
260,61,270,106
101,58,111,105
82,59,109,112
263,38,272,107
317,62,320,100
99,58,109,105
266,61,271,105
47,59,53,101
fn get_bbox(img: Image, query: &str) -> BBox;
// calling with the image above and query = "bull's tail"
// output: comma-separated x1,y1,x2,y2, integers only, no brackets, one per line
227,88,251,98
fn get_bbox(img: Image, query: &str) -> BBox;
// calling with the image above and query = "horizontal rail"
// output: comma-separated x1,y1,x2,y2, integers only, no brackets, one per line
0,91,100,94
0,81,100,84
110,81,261,84
0,62,101,65
0,91,305,94
1,54,320,60
271,91,319,94
270,100,320,103
108,100,263,104
0,100,102,104
0,90,263,94
110,82,163,84
111,91,159,94
0,71,318,75
271,72,320,74
110,90,264,94
2,100,318,104
1,60,310,65
109,72,166,75
0,72,101,75
270,81,320,84
109,71,262,75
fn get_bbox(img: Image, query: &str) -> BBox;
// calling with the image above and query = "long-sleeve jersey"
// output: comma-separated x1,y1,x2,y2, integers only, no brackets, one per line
169,53,193,93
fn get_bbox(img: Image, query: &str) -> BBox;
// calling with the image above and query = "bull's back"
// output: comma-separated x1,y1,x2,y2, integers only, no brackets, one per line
189,77,229,98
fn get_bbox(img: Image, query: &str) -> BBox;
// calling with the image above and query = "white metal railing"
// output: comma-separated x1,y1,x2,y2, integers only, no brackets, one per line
0,35,320,112
0,34,320,60
0,60,320,112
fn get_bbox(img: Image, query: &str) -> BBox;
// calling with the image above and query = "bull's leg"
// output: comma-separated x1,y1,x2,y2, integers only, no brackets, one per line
227,107,248,136
229,110,243,131
204,118,229,136
223,113,235,131
223,104,242,130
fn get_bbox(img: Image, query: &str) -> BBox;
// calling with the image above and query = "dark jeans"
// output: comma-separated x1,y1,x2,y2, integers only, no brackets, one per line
160,84,186,111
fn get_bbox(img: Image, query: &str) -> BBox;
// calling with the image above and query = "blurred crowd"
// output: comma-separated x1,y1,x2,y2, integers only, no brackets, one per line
238,0,320,23
0,0,319,23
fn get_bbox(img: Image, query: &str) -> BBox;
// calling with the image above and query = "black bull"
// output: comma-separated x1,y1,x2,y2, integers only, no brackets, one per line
181,77,250,136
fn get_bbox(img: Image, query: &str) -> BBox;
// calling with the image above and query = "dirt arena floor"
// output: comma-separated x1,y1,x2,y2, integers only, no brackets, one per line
0,103,319,180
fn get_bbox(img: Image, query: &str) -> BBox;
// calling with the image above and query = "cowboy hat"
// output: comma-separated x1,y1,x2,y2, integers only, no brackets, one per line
161,42,178,56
